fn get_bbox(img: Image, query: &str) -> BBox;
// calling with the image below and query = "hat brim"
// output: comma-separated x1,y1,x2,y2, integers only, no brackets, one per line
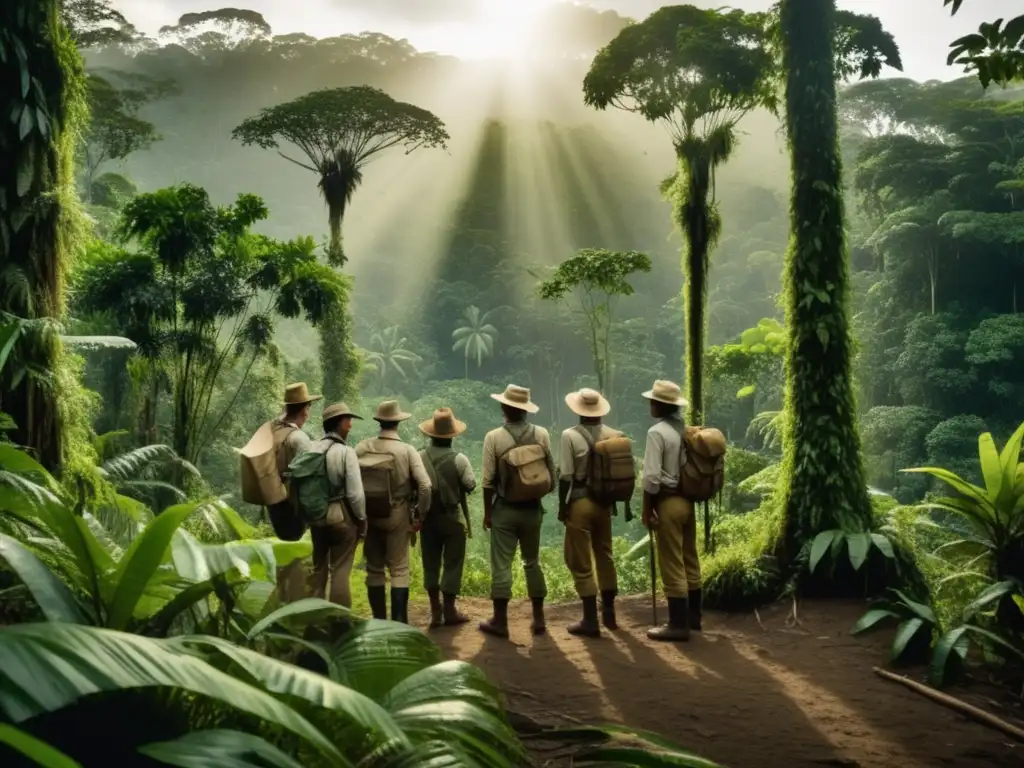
324,411,363,421
565,392,610,418
419,418,468,438
642,389,689,407
282,394,323,406
374,412,412,423
490,392,540,414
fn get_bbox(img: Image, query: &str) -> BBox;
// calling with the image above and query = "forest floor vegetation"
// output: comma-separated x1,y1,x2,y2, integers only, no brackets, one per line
421,596,1022,767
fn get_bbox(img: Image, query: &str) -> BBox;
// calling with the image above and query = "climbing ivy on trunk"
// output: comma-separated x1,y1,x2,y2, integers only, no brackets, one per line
0,1,87,471
776,0,873,562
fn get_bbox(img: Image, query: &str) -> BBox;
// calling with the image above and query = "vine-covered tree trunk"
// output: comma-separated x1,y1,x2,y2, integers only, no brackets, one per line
776,0,873,562
318,278,359,403
0,2,85,471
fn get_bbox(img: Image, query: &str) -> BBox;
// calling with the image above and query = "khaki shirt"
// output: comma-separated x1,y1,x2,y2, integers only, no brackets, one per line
642,416,688,495
273,418,313,481
482,420,556,497
355,429,432,513
559,424,623,483
311,432,366,521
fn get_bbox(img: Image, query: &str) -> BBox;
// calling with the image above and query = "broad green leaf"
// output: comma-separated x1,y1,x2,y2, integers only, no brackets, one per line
140,729,315,768
331,620,442,700
107,503,197,630
247,597,353,640
901,467,990,508
962,625,1024,663
0,723,83,768
809,530,838,573
997,421,1024,506
381,660,503,716
891,617,925,661
870,533,895,559
392,700,526,766
977,432,1002,502
0,534,90,625
137,575,240,637
890,589,936,624
1013,594,1024,617
0,623,341,760
851,609,899,635
963,580,1018,618
846,532,871,571
928,626,970,687
165,634,407,745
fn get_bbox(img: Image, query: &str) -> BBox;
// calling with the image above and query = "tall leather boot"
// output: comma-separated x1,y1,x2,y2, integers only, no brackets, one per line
390,588,410,624
367,585,387,620
530,597,546,636
479,598,510,638
567,595,601,638
601,590,618,630
646,597,690,642
443,592,469,626
688,588,703,631
427,588,443,628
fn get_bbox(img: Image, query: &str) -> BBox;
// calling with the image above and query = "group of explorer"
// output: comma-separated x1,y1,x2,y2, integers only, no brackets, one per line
240,378,726,643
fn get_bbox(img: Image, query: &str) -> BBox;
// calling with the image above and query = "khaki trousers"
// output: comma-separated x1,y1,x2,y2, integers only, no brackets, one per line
310,502,360,607
654,494,702,598
563,496,618,598
489,499,547,600
364,500,411,588
421,510,466,595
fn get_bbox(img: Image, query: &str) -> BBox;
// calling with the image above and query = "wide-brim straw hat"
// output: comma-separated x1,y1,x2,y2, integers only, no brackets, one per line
322,402,363,422
419,407,467,439
283,382,322,406
490,384,540,414
373,399,412,422
565,388,610,418
642,379,689,407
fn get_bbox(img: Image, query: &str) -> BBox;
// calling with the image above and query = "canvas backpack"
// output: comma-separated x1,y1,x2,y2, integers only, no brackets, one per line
499,425,552,503
285,436,344,524
574,426,636,506
421,448,462,516
673,423,727,502
239,421,295,506
358,443,400,520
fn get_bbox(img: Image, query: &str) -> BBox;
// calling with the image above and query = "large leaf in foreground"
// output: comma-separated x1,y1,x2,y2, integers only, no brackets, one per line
0,723,83,768
329,619,442,700
140,729,316,768
0,624,339,760
0,534,90,625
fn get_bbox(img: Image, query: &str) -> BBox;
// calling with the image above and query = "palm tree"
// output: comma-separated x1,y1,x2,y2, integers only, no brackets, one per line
364,326,422,395
452,306,498,380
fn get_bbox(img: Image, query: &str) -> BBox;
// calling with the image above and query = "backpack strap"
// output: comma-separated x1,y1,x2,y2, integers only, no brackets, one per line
322,435,346,501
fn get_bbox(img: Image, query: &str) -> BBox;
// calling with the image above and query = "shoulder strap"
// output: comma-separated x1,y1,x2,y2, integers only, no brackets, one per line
574,425,597,450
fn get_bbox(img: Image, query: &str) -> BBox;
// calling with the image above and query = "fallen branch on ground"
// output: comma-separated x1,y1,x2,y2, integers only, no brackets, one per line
872,667,1024,743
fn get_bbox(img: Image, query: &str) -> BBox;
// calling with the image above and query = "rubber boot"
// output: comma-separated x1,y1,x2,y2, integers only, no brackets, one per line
443,592,470,626
601,590,618,630
530,597,546,636
427,588,444,628
647,597,691,642
688,589,703,631
479,598,510,638
390,587,410,624
367,585,387,620
567,596,601,638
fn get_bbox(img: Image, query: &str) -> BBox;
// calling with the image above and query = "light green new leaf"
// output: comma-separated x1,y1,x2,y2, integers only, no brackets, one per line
107,503,198,630
901,466,991,509
997,421,1024,509
977,432,1002,502
0,724,83,768
140,729,316,768
0,623,341,760
0,534,90,625
846,532,871,571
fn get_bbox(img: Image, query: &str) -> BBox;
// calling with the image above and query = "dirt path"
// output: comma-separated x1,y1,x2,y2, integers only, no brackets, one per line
414,596,1022,767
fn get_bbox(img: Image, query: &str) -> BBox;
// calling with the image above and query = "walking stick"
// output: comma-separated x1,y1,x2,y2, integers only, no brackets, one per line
648,527,658,626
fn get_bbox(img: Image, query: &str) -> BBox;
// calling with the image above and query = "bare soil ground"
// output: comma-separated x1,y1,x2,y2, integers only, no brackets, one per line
413,596,1023,767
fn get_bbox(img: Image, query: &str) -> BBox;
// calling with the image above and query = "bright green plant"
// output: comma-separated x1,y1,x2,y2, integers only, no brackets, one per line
852,588,938,665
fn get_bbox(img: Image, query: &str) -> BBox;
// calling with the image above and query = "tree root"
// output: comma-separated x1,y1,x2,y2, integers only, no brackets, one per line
873,667,1024,743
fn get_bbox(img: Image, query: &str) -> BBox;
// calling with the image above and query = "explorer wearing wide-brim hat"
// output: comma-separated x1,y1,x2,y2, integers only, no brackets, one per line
283,382,322,406
419,408,467,439
565,388,610,418
322,402,363,423
372,399,412,423
642,379,689,408
490,384,540,414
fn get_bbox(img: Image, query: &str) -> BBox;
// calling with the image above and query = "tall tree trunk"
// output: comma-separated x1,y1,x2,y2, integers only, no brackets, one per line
677,153,712,425
776,0,873,564
0,2,85,471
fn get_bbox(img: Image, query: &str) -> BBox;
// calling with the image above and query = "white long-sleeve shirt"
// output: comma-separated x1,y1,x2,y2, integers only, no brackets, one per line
313,431,366,521
641,416,687,496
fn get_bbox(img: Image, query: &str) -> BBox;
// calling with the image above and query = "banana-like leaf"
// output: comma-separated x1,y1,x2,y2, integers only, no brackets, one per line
140,729,315,768
137,573,244,637
107,503,198,630
0,723,83,768
997,421,1024,508
165,634,408,746
0,534,90,625
851,608,899,635
891,617,925,661
977,432,1003,502
381,661,504,717
901,466,992,509
247,597,353,640
330,620,442,700
0,623,341,760
392,700,526,767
